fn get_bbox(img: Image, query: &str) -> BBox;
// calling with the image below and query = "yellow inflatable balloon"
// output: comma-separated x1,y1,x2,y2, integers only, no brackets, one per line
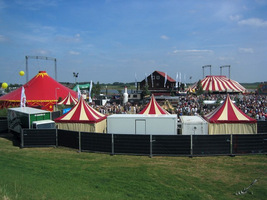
1,82,8,89
19,71,25,76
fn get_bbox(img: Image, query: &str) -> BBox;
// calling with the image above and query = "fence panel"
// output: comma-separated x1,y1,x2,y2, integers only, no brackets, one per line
193,135,231,155
114,134,150,155
22,129,56,148
0,118,8,133
257,121,267,133
57,129,79,149
81,132,112,153
152,135,191,156
233,134,267,154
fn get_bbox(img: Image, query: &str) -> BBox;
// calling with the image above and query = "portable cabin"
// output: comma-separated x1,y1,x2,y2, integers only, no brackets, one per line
178,115,208,135
107,114,177,135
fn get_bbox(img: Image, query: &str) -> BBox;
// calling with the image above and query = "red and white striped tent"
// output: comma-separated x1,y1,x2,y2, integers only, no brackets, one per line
55,97,107,133
192,76,246,93
58,92,78,105
204,95,257,134
139,94,169,115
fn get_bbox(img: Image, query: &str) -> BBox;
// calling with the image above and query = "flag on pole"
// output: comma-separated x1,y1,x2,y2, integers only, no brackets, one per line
164,72,167,87
151,73,154,88
77,85,81,100
135,73,137,88
20,86,26,107
184,73,187,87
145,73,148,85
88,80,93,102
175,72,178,88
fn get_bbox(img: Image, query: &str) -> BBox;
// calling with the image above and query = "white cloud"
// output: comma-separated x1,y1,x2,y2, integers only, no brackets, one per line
238,18,267,27
173,49,213,54
0,34,7,42
161,35,169,40
229,15,241,21
69,50,80,55
239,48,254,53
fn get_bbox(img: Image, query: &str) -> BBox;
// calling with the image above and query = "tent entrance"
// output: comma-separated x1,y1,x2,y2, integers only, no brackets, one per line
135,120,146,134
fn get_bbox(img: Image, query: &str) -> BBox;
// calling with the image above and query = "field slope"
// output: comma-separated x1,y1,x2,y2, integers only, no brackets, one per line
0,134,266,200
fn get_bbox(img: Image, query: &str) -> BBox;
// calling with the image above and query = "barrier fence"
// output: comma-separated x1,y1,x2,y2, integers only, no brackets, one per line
57,129,267,157
2,119,266,156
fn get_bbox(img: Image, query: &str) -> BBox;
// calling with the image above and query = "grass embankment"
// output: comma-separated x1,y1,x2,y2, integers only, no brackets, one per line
0,135,266,200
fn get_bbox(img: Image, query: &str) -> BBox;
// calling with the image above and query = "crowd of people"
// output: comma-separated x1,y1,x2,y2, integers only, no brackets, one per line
92,93,267,121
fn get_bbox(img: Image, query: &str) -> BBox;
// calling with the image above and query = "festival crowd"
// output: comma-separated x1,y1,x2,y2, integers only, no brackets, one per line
92,94,267,121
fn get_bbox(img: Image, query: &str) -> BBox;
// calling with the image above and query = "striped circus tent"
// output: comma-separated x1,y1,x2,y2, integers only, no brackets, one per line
58,92,78,105
204,94,257,134
192,76,246,93
55,97,107,133
139,94,169,114
0,71,77,111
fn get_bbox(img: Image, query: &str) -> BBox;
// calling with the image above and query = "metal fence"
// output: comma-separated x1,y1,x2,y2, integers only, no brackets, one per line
57,129,267,157
20,129,57,148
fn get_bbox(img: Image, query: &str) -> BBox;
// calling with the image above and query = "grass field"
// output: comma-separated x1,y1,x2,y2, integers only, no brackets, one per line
0,134,266,200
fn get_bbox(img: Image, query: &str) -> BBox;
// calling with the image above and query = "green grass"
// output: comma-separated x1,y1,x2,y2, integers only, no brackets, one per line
0,134,266,200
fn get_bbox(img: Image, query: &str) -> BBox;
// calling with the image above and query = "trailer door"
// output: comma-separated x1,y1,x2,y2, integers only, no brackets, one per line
135,120,146,134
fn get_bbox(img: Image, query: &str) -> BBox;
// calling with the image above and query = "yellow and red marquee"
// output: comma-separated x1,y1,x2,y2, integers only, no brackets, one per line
204,95,256,123
55,97,106,124
139,94,169,115
58,92,78,106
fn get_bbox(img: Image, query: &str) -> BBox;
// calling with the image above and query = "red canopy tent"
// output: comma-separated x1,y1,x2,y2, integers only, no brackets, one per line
191,76,246,93
55,97,107,133
0,71,77,111
204,95,257,134
58,92,78,106
139,94,169,115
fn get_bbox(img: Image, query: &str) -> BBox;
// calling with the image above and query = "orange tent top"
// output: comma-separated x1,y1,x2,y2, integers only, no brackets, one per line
0,71,77,111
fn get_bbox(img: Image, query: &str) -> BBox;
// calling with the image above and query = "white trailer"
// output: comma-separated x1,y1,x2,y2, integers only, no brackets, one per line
107,114,177,135
178,115,208,135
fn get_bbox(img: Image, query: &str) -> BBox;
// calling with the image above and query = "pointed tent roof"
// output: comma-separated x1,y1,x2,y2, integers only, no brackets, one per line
54,97,107,123
204,94,256,123
0,71,77,110
191,76,246,93
139,94,169,114
58,92,78,105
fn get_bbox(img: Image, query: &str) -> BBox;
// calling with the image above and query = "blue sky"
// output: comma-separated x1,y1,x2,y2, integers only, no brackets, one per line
0,0,266,84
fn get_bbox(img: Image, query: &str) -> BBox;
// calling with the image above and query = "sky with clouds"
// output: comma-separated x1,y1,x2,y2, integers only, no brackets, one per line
0,0,266,84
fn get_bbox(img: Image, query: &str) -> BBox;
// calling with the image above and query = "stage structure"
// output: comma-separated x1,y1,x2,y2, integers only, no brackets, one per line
25,56,57,82
202,65,211,78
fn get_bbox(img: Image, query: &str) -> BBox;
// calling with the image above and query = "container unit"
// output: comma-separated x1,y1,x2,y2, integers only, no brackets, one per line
178,116,208,135
8,107,52,134
107,114,177,135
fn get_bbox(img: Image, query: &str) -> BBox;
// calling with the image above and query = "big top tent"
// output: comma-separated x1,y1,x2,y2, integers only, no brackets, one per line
139,94,169,115
204,94,257,134
191,76,246,93
54,97,107,133
0,71,77,111
58,92,78,106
